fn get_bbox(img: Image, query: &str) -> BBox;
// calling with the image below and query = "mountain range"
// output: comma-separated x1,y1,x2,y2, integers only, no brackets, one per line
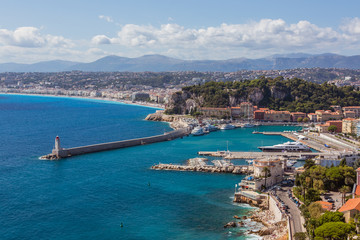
1,53,360,72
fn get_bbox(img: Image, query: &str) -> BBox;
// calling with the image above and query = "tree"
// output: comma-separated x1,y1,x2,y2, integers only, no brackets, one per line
297,117,303,122
314,221,354,240
339,186,351,205
303,117,309,123
306,188,321,204
339,158,346,167
304,159,316,170
308,202,325,219
262,167,271,188
317,211,345,226
294,232,307,240
328,125,337,133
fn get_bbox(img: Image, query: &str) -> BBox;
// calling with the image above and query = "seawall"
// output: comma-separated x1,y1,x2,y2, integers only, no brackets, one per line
41,127,190,159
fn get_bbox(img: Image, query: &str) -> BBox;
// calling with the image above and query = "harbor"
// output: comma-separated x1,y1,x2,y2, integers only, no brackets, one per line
198,130,360,160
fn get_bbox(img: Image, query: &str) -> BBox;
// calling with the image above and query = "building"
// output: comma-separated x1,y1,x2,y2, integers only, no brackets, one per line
199,107,231,118
344,111,356,118
342,118,358,135
316,201,333,211
230,102,254,119
131,92,150,101
291,112,307,122
327,120,343,133
343,106,360,118
315,110,343,122
307,113,318,122
264,110,291,122
315,120,342,133
338,198,360,222
254,110,266,121
238,157,284,190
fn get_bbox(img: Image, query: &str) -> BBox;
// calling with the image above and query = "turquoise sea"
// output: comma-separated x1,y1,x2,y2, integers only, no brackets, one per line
0,94,301,240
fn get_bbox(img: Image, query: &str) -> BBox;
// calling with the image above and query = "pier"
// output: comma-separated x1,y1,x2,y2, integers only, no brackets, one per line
151,157,253,174
41,127,191,159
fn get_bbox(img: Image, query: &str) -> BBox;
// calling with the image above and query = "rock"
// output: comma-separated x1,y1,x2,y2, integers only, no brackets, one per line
237,221,245,226
259,227,276,236
224,221,237,228
233,215,241,219
242,216,247,220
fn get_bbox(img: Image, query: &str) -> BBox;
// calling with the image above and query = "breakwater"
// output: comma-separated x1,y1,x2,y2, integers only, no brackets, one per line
151,163,252,174
41,127,191,159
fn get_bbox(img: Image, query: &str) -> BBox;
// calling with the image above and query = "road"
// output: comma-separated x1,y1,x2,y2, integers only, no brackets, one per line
275,186,306,234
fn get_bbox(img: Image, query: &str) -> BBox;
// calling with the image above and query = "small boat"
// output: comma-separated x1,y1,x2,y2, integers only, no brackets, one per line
219,124,235,130
204,124,218,132
243,123,255,128
246,159,253,165
191,126,205,136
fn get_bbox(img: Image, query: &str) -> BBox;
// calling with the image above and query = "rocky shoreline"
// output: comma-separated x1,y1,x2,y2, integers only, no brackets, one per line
248,209,288,239
145,111,191,129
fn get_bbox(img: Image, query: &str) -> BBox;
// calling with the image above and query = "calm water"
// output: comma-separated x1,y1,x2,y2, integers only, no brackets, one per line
0,94,300,240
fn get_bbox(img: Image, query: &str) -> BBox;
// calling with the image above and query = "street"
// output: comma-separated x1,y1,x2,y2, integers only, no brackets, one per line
275,186,306,234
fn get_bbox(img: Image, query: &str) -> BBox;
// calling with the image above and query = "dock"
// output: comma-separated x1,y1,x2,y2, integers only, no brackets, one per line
41,127,191,159
198,131,359,160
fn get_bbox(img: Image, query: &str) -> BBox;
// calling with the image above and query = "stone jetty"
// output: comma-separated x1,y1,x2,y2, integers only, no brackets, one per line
41,127,191,160
151,163,252,174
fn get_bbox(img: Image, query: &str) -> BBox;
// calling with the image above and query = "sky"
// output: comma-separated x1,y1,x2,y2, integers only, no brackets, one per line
1,0,360,63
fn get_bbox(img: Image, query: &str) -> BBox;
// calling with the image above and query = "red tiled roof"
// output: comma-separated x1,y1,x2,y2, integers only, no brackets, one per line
344,106,360,109
316,201,333,211
339,198,360,212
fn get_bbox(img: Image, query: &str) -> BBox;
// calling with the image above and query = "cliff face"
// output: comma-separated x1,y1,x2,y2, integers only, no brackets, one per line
165,86,289,114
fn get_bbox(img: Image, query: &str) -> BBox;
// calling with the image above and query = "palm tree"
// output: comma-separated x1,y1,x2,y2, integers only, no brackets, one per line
262,167,271,189
339,185,351,205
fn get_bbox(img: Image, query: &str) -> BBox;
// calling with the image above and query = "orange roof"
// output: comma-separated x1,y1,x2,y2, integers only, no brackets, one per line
339,198,360,212
343,118,356,121
316,201,333,210
356,185,360,196
344,106,360,109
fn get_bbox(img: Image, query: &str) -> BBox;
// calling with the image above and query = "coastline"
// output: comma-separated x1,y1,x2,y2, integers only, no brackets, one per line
0,92,165,110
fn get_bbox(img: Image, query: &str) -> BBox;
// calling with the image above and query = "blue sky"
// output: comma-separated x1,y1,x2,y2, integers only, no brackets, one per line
1,0,360,63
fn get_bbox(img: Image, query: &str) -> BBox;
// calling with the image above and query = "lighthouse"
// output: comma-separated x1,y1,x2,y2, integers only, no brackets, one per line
52,136,64,158
55,136,62,151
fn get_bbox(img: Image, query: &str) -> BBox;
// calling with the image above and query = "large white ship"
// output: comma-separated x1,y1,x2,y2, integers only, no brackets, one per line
258,141,311,152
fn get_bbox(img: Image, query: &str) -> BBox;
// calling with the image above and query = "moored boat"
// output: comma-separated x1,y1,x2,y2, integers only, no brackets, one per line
258,141,311,152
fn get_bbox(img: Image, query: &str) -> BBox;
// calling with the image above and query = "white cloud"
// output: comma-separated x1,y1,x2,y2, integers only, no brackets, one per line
340,17,360,35
0,27,73,48
91,35,111,44
91,18,360,59
99,15,113,23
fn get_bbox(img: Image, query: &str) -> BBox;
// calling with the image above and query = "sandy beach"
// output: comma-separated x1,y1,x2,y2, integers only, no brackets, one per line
0,92,165,110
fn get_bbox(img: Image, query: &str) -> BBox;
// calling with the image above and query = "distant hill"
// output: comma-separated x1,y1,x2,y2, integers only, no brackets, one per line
1,53,360,72
0,60,80,72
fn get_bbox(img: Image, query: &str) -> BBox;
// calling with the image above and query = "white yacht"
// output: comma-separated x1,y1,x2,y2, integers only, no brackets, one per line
258,141,311,152
219,124,235,130
191,126,205,136
243,123,255,128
